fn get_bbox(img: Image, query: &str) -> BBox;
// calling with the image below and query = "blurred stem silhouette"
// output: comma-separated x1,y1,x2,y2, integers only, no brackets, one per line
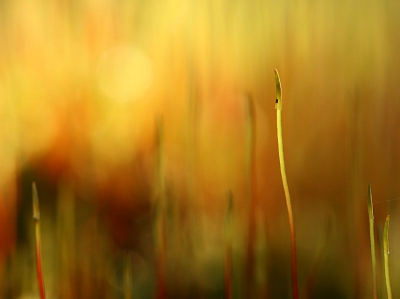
245,94,257,297
225,190,234,299
367,184,377,299
154,116,167,299
32,182,46,299
124,251,132,299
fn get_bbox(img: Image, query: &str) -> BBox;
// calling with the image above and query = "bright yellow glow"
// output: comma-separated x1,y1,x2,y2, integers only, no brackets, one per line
96,45,153,102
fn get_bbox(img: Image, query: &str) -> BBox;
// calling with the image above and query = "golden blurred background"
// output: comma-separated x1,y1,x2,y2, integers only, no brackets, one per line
0,0,400,298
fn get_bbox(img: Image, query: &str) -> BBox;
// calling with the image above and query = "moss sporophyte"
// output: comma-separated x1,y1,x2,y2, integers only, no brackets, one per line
274,69,299,299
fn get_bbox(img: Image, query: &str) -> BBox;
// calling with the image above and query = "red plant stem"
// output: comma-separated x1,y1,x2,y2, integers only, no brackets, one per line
288,214,299,299
32,182,46,299
35,228,46,299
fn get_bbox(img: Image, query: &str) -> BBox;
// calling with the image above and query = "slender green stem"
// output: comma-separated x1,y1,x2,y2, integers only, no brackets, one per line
274,69,299,299
383,215,392,299
32,182,46,299
367,184,377,299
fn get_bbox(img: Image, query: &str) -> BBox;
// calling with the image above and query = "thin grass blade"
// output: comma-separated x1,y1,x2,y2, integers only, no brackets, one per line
383,215,392,299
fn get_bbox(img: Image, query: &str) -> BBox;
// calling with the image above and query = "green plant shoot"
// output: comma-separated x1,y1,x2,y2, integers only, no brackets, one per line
383,215,392,299
274,69,299,299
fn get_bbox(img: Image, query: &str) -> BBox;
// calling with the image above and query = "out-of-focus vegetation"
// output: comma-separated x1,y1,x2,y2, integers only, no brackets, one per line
0,0,400,298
